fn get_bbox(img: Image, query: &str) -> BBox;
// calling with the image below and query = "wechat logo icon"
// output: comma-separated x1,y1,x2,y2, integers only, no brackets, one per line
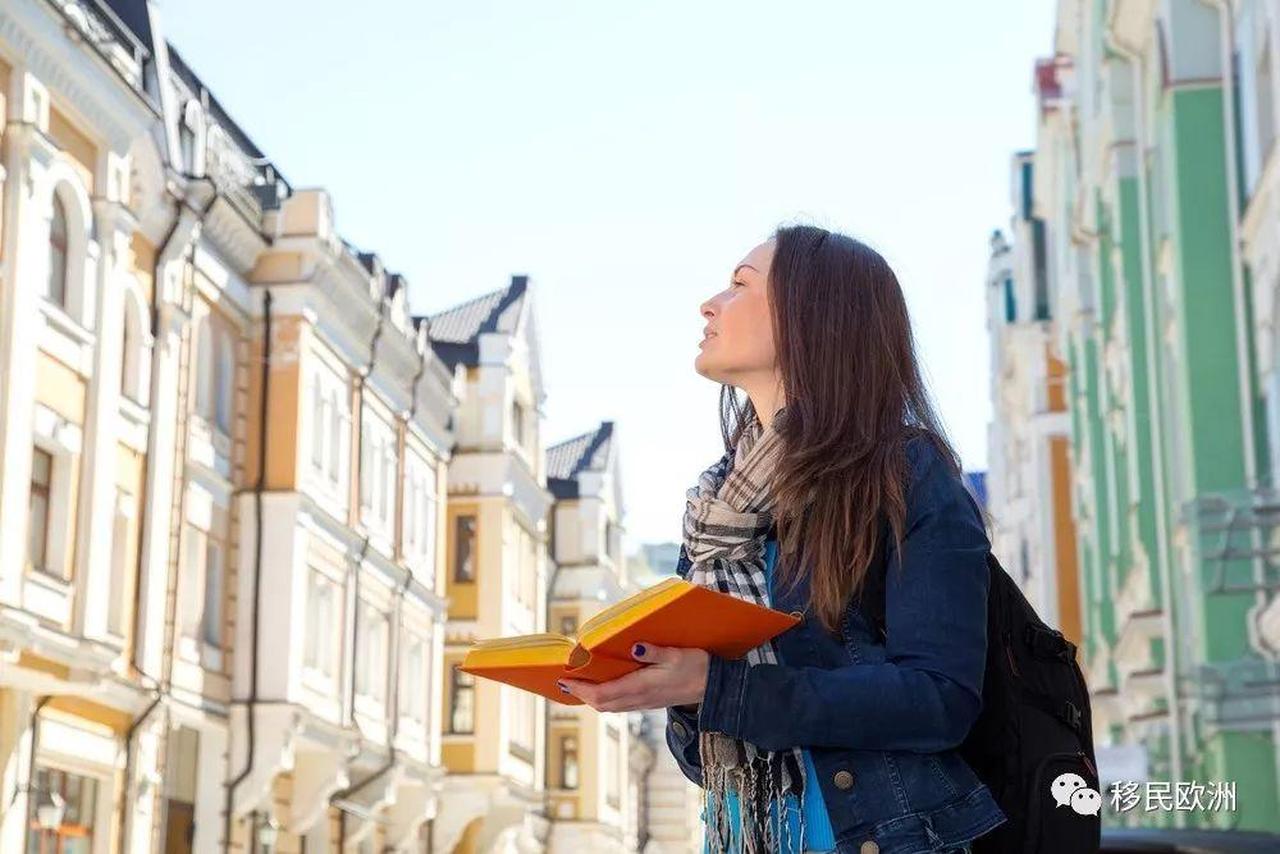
1051,772,1101,817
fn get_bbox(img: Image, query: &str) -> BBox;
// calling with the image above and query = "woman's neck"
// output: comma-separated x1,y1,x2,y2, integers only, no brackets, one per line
744,380,785,430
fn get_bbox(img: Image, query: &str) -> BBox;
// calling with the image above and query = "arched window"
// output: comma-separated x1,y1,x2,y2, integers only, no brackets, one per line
120,292,151,405
47,195,69,307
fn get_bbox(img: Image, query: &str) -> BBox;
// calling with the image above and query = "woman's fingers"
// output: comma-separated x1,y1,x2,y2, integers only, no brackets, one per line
630,641,681,665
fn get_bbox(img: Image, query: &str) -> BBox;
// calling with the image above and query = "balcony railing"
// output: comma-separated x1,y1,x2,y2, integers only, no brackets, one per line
53,0,151,94
1184,488,1280,595
205,123,286,224
1182,658,1280,728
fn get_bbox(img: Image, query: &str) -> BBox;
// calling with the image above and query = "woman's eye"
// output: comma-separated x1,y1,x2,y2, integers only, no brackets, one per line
731,280,746,289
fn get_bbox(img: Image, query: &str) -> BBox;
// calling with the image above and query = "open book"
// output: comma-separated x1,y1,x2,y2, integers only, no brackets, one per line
459,577,800,704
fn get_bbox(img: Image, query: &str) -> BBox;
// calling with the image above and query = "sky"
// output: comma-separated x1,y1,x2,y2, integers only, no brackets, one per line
160,0,1057,547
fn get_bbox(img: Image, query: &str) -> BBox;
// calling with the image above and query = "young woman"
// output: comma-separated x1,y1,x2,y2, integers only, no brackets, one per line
558,225,1005,854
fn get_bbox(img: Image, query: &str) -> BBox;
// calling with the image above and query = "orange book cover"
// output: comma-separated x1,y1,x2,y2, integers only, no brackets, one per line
459,577,800,705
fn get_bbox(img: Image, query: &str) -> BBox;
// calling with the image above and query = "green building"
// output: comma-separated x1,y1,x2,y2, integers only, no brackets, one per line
1001,0,1280,831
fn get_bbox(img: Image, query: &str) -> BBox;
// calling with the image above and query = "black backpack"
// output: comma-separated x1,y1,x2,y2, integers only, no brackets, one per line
863,542,1100,854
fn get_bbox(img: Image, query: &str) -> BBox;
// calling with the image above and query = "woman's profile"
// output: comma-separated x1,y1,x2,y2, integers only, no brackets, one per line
558,224,1005,854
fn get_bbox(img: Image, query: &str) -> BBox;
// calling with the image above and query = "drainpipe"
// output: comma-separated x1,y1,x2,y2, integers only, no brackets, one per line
114,693,162,854
130,173,218,688
8,696,50,821
115,172,218,852
1104,26,1185,814
333,296,386,847
223,287,273,852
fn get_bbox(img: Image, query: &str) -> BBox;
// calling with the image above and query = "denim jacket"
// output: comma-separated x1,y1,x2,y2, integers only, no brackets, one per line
666,438,1006,854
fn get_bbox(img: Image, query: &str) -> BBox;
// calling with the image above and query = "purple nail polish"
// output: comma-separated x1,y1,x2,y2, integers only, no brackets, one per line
557,682,569,693
633,643,646,657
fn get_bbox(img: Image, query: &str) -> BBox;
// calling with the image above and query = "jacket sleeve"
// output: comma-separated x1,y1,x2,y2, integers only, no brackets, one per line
663,544,706,785
695,441,991,754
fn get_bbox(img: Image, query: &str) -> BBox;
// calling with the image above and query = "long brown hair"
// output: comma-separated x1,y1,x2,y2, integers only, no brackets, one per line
719,224,960,632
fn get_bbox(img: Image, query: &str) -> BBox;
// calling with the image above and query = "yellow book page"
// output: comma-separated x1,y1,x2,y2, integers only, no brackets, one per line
577,577,690,650
465,633,575,668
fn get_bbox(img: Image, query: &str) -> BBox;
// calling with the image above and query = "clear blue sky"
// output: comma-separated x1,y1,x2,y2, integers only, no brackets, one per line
161,0,1056,547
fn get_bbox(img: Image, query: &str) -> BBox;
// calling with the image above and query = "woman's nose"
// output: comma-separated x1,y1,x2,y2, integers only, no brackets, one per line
700,296,716,319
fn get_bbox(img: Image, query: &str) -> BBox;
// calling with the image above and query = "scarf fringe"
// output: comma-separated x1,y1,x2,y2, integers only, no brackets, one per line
700,731,808,853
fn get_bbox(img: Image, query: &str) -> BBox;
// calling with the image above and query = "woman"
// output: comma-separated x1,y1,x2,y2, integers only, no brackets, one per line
558,225,1005,854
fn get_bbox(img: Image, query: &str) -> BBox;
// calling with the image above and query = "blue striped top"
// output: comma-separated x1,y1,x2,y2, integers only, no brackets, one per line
700,539,836,853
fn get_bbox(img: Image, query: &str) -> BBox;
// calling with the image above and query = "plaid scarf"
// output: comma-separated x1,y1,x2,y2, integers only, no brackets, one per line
682,412,807,854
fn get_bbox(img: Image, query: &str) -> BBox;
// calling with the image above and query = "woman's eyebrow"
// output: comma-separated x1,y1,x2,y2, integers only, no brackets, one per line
733,264,759,277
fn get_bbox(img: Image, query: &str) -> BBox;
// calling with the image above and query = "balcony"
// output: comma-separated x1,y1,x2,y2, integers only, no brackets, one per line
1185,488,1280,596
54,0,151,95
1184,658,1280,731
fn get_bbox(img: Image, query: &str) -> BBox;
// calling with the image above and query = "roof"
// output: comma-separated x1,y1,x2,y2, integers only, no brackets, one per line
547,422,615,500
103,0,154,51
426,275,529,369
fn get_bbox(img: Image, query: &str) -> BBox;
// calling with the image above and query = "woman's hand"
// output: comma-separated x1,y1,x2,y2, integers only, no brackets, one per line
558,643,709,712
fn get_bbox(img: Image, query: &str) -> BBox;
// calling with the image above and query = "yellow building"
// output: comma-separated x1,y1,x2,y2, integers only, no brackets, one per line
0,2,456,851
544,421,633,851
429,277,555,853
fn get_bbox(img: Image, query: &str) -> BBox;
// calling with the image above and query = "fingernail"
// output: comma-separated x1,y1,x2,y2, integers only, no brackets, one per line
557,682,569,694
633,643,646,658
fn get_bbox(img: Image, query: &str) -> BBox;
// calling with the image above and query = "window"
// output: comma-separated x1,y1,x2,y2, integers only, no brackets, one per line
200,540,224,648
449,664,474,733
404,458,438,567
605,520,620,564
214,329,234,434
311,377,325,469
303,570,336,677
327,390,340,477
560,735,579,789
121,293,150,405
356,602,388,703
605,726,621,809
46,195,69,307
162,727,200,854
308,368,350,496
28,448,53,575
400,634,427,722
511,399,525,451
108,490,133,635
509,690,535,762
1259,33,1277,159
195,319,214,421
359,413,397,536
454,515,476,582
25,766,99,853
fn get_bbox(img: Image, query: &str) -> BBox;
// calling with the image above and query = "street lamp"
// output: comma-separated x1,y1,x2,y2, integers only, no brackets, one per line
33,788,66,831
256,814,280,852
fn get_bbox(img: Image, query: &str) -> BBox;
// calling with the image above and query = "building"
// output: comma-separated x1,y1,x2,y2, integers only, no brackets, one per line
429,276,556,854
623,549,704,854
543,421,634,851
985,155,1083,646
0,0,455,851
988,0,1280,828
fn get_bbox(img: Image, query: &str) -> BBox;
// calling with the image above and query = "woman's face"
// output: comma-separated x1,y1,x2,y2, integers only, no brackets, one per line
695,239,777,385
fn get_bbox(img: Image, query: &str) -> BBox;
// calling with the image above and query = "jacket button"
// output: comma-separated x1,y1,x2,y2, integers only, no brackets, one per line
833,769,855,790
859,842,879,854
671,719,688,740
